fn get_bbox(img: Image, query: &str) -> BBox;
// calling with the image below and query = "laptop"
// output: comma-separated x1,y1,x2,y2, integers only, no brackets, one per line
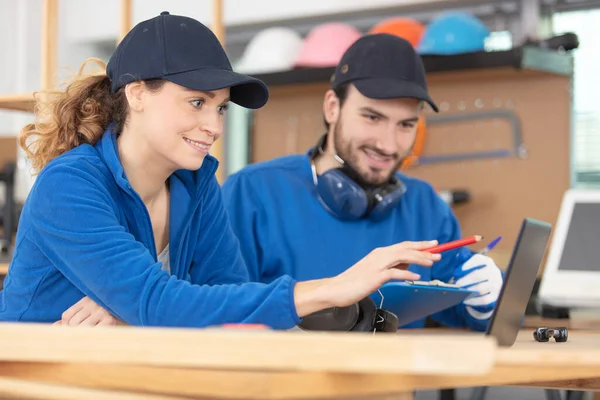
485,217,552,346
390,218,552,347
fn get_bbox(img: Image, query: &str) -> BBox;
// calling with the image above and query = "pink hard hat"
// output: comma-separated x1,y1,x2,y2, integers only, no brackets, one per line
294,23,362,68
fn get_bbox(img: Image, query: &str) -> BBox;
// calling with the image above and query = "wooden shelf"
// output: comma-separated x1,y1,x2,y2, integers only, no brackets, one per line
0,93,35,113
252,46,575,88
0,0,133,117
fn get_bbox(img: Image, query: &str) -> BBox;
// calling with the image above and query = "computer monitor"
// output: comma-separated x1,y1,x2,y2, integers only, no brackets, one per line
538,189,600,308
486,218,552,347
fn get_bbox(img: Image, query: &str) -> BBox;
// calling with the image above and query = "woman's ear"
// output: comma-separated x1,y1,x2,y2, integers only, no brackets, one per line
323,89,340,127
124,81,146,112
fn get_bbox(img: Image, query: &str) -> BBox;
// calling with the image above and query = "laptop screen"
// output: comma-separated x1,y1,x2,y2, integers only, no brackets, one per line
486,218,552,346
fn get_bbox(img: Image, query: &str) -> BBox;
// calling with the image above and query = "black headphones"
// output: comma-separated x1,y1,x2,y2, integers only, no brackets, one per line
297,297,399,333
309,134,406,221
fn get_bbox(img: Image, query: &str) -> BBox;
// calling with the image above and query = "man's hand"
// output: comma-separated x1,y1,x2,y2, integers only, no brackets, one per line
453,252,503,320
54,296,126,326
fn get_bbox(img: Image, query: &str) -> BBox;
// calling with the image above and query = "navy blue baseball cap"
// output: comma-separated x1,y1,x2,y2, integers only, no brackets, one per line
331,33,438,112
107,11,269,109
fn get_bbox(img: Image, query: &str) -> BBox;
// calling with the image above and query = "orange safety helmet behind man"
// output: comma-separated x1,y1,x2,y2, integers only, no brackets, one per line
401,116,427,169
369,17,426,48
294,22,362,68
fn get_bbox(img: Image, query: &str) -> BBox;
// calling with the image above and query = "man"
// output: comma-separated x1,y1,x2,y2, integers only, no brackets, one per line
222,34,503,331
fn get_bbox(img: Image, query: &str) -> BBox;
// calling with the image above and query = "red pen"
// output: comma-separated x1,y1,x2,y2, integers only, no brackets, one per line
423,235,483,254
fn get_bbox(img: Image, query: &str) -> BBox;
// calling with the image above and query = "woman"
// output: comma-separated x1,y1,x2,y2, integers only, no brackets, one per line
0,12,440,328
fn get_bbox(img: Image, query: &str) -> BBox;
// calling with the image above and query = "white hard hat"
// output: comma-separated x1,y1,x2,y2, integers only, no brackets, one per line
236,27,304,74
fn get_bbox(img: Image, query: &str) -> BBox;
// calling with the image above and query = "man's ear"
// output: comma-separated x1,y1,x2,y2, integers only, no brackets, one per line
323,89,340,127
124,81,146,112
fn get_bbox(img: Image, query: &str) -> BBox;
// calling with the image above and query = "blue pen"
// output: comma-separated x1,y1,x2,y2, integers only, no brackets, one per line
480,236,502,255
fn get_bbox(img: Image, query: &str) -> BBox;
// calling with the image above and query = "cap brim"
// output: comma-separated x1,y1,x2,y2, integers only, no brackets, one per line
352,78,439,112
164,68,269,109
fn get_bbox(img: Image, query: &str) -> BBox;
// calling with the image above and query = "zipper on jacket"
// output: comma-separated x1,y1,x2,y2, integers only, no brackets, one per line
124,182,158,260
173,161,218,279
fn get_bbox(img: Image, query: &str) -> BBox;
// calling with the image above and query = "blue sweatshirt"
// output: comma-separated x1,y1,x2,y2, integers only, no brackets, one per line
222,153,489,331
0,127,300,329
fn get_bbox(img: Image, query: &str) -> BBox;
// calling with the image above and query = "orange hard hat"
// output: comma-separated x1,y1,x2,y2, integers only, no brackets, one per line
401,116,427,169
369,17,426,48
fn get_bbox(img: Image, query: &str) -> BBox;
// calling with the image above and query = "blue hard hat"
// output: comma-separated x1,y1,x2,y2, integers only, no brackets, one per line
417,12,490,55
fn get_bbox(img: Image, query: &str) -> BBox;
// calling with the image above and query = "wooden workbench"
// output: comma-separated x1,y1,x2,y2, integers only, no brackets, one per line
0,324,597,399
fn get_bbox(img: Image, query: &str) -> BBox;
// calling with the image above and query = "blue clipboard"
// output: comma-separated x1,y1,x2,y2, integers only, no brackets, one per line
370,281,477,327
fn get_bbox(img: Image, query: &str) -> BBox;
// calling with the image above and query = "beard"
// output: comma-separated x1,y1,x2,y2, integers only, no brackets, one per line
332,121,406,187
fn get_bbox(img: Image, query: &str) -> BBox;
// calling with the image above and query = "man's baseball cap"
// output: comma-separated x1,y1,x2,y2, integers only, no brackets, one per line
107,11,269,109
331,33,438,112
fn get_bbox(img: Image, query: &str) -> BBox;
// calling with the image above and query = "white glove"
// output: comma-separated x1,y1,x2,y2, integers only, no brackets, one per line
454,254,503,320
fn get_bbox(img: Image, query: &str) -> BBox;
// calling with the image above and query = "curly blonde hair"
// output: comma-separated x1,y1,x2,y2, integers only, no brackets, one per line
19,58,163,173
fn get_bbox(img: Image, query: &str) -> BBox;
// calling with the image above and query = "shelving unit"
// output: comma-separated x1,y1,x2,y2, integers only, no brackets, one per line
0,0,58,113
0,0,123,112
0,94,35,113
251,45,574,87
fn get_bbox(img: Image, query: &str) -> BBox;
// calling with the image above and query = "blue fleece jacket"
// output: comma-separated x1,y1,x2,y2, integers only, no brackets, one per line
0,127,300,329
222,153,489,331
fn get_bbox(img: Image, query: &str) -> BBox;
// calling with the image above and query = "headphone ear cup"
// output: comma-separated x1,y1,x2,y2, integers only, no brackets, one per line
401,115,426,170
297,303,360,332
351,297,378,332
351,297,400,333
368,179,407,221
373,309,399,333
316,169,369,220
